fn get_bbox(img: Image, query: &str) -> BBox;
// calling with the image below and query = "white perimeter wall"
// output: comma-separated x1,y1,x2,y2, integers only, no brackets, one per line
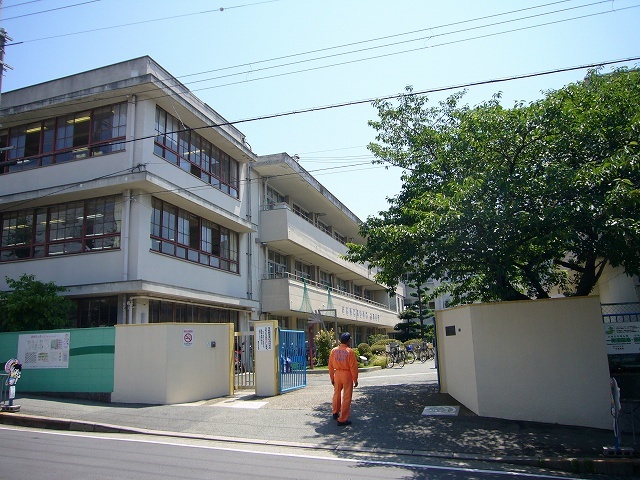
436,296,611,429
113,323,233,404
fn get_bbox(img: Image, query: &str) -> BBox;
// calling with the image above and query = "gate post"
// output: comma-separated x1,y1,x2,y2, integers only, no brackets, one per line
254,320,279,396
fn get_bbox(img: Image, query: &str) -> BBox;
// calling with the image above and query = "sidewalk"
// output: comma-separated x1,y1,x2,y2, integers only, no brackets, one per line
1,366,639,477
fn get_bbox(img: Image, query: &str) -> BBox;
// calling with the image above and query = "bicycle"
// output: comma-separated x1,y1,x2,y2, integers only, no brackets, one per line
385,342,405,368
405,343,416,364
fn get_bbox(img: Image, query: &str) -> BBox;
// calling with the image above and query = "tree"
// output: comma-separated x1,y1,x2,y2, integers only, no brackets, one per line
0,274,75,332
397,273,434,340
345,68,640,305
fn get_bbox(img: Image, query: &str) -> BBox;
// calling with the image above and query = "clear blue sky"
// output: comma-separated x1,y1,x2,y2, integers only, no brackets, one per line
1,0,638,219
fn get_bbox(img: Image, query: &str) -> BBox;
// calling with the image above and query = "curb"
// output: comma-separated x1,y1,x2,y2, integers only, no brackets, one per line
2,411,639,477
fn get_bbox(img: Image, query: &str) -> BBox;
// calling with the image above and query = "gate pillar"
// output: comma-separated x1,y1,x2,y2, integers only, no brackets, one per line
254,320,279,396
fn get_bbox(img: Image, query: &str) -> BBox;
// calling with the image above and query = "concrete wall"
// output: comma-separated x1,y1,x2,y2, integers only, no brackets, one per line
436,296,611,429
113,323,233,404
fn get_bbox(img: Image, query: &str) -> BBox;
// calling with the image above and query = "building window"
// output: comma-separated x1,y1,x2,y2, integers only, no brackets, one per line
268,250,287,278
319,270,333,288
334,231,347,245
317,219,331,236
0,196,121,261
70,296,119,328
292,204,313,224
335,277,348,293
149,299,239,330
294,260,313,281
265,186,286,208
150,197,240,273
0,102,127,173
154,107,240,198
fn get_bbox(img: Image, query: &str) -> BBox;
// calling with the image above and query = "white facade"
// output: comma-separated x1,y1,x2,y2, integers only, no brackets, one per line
0,56,400,341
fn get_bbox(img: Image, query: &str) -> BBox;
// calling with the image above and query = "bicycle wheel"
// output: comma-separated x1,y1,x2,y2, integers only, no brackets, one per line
397,351,405,368
386,352,394,368
419,349,428,363
406,349,416,364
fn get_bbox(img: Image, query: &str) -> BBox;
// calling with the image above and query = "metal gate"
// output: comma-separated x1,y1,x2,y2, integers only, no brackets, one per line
280,329,307,393
234,331,255,390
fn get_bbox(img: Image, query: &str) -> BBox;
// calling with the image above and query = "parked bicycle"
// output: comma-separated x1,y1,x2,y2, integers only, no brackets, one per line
385,342,405,368
414,342,435,363
404,343,416,364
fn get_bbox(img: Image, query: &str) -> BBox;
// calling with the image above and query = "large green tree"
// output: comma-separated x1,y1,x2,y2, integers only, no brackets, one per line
345,68,640,305
0,274,75,332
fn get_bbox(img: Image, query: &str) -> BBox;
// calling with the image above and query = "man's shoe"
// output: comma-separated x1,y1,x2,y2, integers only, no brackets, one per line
337,420,352,426
332,413,339,420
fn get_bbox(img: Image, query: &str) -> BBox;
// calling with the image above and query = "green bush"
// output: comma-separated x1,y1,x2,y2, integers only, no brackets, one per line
357,342,372,359
370,338,397,355
370,354,389,368
313,328,336,366
368,333,389,346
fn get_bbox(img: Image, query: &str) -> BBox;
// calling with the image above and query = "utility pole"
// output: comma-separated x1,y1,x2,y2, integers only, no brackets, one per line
0,0,12,105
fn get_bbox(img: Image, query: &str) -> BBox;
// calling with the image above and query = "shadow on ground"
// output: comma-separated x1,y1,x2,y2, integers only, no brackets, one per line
311,383,615,458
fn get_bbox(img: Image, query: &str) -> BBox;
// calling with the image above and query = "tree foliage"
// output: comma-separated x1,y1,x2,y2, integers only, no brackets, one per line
345,68,640,305
0,274,75,332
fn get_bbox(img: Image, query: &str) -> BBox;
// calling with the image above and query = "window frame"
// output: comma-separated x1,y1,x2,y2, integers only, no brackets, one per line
0,102,127,173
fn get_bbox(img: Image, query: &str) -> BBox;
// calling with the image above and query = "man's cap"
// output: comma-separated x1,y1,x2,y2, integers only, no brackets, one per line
340,332,351,343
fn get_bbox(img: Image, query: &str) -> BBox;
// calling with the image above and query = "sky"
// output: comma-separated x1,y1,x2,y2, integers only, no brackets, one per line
1,0,639,220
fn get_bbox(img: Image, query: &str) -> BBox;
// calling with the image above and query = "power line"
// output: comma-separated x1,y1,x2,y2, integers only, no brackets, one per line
1,1,634,129
3,0,279,40
180,0,617,89
2,0,47,9
2,0,100,20
3,55,638,212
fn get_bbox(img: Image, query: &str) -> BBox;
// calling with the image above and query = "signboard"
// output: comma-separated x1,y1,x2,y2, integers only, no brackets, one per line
183,329,194,348
17,332,70,369
604,322,640,355
256,325,274,351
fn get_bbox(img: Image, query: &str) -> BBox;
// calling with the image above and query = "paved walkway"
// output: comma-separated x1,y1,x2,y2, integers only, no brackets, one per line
1,361,639,476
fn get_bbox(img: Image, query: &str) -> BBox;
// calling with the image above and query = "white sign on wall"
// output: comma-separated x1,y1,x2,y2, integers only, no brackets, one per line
17,332,70,369
604,322,640,354
256,325,273,351
183,329,194,348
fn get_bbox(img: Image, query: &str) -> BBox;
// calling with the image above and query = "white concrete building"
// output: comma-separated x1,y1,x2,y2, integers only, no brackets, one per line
0,56,400,341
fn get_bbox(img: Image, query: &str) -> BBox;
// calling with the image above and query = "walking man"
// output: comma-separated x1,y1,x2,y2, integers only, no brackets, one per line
328,332,359,426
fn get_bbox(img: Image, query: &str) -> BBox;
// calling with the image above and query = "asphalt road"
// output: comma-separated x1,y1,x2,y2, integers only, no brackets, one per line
0,426,589,480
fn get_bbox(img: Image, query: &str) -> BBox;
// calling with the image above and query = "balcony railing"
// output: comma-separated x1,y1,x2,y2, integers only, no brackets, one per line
262,202,347,245
264,271,394,311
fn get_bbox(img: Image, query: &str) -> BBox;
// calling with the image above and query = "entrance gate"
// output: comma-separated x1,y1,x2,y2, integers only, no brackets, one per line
280,329,307,393
234,331,254,390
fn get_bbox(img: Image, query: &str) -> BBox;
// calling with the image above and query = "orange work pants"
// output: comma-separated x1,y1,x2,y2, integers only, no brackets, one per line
332,369,354,423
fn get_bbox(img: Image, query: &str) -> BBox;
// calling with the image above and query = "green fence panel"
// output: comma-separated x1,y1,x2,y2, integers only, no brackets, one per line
0,327,115,394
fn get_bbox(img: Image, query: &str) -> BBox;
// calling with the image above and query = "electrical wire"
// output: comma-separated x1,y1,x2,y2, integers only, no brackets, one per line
2,0,279,40
2,53,638,213
1,1,635,130
2,0,101,21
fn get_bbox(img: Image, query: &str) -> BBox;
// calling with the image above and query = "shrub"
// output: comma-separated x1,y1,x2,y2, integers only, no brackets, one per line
370,354,389,368
370,338,397,355
357,342,372,359
313,328,336,366
368,333,389,346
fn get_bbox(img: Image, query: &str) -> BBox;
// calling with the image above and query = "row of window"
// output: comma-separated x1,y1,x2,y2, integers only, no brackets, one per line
66,296,240,329
0,103,127,173
154,107,240,198
267,251,372,300
151,197,240,273
149,299,239,330
0,196,122,261
0,195,241,275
